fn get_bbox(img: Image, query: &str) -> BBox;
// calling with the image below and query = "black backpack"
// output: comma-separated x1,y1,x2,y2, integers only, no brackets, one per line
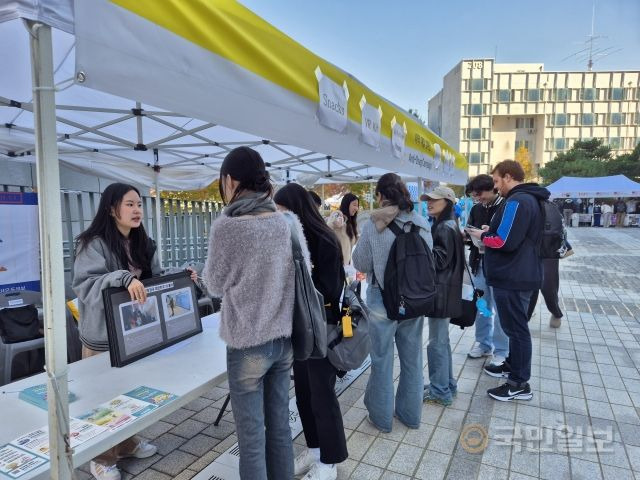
539,200,565,259
379,221,437,320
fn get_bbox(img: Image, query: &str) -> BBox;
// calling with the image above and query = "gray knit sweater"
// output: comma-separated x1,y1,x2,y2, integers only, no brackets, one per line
352,211,433,287
203,212,310,350
72,237,162,351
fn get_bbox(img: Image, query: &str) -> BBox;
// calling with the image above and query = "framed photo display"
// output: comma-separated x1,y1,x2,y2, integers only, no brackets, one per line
103,272,203,367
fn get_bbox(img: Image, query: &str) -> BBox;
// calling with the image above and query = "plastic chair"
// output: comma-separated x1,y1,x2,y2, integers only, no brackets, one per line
0,290,44,386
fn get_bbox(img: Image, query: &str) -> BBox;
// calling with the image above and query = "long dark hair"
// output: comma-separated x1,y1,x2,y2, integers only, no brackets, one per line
339,193,359,241
375,173,413,212
274,183,343,263
76,183,153,272
432,199,457,231
219,146,273,205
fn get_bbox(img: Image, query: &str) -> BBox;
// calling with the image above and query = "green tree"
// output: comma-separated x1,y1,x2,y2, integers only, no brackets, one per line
539,139,611,185
606,143,640,181
162,179,223,202
407,108,426,125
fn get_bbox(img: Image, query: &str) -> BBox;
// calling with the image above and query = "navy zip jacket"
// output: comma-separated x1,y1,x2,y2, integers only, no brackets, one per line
481,183,550,291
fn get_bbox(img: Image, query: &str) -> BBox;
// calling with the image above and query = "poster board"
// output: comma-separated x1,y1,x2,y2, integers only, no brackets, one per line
103,272,202,367
0,192,40,294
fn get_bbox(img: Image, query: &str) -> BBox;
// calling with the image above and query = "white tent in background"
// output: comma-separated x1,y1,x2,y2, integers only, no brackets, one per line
0,1,467,476
547,175,640,199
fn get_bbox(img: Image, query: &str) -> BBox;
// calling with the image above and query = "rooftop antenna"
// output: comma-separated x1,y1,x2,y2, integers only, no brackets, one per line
561,0,622,70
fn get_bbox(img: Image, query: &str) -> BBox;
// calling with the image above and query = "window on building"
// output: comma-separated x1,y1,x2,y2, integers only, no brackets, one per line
581,113,594,125
469,128,482,139
554,138,567,150
515,140,530,151
610,113,624,125
553,88,570,101
470,79,485,91
515,118,535,129
497,89,511,102
526,89,541,102
580,88,596,101
609,137,621,149
553,113,568,126
469,104,484,116
637,113,640,125
468,152,483,164
609,88,624,101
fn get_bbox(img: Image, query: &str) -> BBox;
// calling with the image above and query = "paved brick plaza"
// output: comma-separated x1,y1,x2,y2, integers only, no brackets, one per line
78,227,640,479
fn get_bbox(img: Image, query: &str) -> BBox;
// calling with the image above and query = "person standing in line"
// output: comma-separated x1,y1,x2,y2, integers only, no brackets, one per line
601,202,613,227
203,147,305,480
615,198,627,227
274,183,347,480
422,186,464,406
468,160,548,402
464,175,510,370
327,193,359,280
73,182,193,480
562,199,574,227
593,202,602,227
353,173,432,432
308,190,323,210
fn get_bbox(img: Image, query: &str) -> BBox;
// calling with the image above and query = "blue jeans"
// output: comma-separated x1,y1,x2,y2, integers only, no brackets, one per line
227,337,294,480
473,266,509,358
365,285,424,431
426,317,458,402
493,288,534,388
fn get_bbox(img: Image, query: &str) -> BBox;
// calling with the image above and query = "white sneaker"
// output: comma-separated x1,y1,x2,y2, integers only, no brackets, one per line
468,342,492,359
294,449,316,476
90,461,121,480
490,355,506,366
127,439,157,459
302,463,337,480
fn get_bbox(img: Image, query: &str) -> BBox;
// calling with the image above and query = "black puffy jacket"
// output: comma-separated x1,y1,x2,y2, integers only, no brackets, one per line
430,218,465,318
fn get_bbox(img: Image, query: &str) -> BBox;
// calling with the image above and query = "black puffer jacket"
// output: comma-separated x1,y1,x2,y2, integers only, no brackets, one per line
430,218,465,318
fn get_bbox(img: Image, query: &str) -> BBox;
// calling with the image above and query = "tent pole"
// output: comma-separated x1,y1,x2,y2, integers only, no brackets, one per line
153,149,163,266
27,20,72,479
369,182,374,211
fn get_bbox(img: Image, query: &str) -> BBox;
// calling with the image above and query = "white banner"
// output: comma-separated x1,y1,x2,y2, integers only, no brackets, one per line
0,192,40,293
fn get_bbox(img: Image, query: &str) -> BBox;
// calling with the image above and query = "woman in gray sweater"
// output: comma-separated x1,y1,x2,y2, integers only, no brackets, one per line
73,183,164,480
203,147,309,480
352,173,433,433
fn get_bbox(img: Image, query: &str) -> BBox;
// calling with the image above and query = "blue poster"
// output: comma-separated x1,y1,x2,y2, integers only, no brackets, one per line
0,192,40,293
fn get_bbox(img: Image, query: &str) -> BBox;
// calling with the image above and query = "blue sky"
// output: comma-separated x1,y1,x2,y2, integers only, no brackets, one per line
240,0,640,120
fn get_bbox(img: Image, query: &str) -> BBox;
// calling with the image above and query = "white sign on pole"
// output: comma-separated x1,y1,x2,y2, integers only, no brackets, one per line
0,192,40,293
316,67,348,133
391,117,407,159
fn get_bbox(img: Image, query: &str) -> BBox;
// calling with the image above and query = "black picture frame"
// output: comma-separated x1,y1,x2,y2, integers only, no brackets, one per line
103,272,203,367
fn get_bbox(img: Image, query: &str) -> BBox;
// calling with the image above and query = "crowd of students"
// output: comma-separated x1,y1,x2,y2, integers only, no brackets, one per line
72,147,556,480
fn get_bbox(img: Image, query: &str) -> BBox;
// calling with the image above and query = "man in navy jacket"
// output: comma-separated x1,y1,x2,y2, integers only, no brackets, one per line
468,160,550,402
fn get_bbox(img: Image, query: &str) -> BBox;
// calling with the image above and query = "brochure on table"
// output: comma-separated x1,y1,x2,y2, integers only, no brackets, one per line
103,272,203,367
0,387,177,478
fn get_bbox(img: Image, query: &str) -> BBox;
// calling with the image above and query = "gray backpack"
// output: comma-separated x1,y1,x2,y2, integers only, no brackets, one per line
326,281,371,371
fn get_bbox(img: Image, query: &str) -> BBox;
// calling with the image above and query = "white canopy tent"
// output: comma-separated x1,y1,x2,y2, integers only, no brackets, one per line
1,1,467,476
547,175,640,199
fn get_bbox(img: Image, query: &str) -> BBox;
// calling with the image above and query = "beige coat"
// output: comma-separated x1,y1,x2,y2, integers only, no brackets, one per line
327,211,356,264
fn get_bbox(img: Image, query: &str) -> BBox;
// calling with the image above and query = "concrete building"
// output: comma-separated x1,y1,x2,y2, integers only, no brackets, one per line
428,59,640,177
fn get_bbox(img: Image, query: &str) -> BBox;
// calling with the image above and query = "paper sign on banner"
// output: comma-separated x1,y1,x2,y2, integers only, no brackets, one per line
391,117,407,159
359,95,382,149
0,444,47,478
316,67,348,133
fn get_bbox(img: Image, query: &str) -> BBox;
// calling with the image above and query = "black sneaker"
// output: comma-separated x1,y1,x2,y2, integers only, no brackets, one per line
487,383,533,402
483,361,510,378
